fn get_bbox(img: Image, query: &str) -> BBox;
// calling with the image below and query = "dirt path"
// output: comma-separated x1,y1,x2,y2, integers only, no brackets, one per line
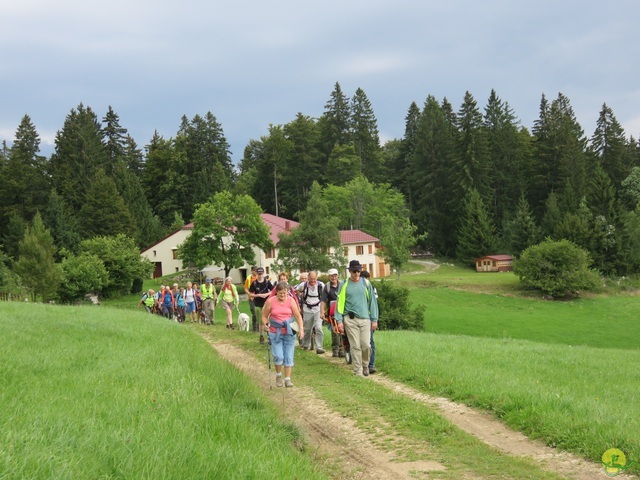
201,335,634,480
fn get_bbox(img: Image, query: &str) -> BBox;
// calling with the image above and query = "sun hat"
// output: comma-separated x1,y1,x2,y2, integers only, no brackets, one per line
327,268,339,275
348,260,363,272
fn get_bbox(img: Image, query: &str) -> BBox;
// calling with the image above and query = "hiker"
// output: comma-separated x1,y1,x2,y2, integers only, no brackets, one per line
160,285,175,319
171,283,180,320
244,266,258,331
201,278,218,325
138,289,155,314
249,267,273,345
185,282,198,322
175,286,186,322
297,270,325,354
335,260,379,377
262,281,304,387
360,270,378,373
217,277,239,329
321,268,343,357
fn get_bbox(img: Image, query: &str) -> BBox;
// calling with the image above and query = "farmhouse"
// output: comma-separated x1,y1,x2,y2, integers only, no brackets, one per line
475,254,513,272
140,213,389,283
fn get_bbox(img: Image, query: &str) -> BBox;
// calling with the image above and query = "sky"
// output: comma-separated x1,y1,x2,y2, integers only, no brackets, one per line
1,0,639,164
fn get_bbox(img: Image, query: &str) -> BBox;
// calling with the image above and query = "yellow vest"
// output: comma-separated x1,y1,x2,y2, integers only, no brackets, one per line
201,284,216,299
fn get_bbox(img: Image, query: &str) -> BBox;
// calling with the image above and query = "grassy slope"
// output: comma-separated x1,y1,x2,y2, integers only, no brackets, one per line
0,302,328,480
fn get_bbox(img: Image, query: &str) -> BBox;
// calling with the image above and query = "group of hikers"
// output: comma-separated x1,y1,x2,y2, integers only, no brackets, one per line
138,259,380,388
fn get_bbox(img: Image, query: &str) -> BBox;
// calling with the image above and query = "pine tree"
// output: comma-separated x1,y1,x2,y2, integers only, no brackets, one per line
503,195,541,257
14,212,61,302
42,189,82,255
78,168,136,238
590,103,634,189
49,104,108,212
102,106,128,176
319,82,351,156
483,90,531,225
391,102,421,211
350,87,383,182
456,189,498,266
454,91,492,203
142,132,181,227
410,96,459,256
531,93,588,216
0,115,50,228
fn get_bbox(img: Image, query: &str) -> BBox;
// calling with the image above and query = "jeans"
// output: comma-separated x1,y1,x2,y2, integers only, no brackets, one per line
268,330,296,367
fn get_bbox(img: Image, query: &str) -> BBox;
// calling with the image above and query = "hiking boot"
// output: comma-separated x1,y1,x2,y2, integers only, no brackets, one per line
316,348,325,354
362,366,370,377
369,367,376,374
259,335,265,344
332,350,339,357
284,378,294,388
275,376,284,387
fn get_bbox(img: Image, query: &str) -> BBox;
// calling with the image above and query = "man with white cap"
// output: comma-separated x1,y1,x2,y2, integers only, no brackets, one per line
321,268,343,357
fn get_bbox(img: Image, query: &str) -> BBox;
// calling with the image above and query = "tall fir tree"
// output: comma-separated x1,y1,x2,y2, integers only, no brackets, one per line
350,87,384,182
410,95,459,256
42,189,82,256
503,195,541,257
78,168,137,238
391,102,421,211
49,104,108,212
454,91,492,204
590,103,634,189
318,82,351,157
483,90,531,225
456,188,498,266
14,212,61,302
0,115,49,229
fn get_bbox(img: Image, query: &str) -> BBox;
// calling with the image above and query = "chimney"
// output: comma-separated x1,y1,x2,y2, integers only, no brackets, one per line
285,221,290,231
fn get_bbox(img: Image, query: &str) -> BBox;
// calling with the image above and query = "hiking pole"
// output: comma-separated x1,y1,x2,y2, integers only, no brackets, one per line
266,333,273,390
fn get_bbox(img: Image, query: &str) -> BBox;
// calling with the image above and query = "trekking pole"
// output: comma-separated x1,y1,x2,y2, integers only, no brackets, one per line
266,333,273,390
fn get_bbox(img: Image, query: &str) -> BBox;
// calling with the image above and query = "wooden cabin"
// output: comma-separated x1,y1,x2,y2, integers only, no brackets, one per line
475,254,513,272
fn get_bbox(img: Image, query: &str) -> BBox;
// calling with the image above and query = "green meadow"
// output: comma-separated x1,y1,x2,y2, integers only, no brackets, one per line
0,303,328,480
3,261,640,478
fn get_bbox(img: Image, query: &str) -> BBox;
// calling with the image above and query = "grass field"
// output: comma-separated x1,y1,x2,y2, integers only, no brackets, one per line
4,261,640,477
0,302,328,480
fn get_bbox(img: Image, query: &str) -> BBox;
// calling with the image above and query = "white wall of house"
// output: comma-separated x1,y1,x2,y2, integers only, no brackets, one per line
141,223,389,283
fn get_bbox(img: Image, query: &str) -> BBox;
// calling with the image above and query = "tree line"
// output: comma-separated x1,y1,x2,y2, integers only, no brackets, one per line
1,82,640,301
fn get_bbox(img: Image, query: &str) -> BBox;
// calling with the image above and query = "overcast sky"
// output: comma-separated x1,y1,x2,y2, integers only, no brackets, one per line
1,0,639,163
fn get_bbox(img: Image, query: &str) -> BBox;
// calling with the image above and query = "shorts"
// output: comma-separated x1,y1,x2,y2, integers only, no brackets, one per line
186,301,196,313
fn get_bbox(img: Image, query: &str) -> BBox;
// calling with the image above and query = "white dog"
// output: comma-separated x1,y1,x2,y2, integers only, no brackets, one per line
237,313,250,332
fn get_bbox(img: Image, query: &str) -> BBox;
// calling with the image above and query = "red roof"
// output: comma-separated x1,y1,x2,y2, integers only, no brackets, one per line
340,230,379,244
260,213,299,244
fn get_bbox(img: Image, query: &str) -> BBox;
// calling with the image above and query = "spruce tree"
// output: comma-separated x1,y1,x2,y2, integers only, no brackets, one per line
49,104,107,212
42,189,82,256
0,115,50,228
14,212,61,302
590,103,633,189
350,87,383,182
456,189,498,266
503,195,541,257
319,82,351,156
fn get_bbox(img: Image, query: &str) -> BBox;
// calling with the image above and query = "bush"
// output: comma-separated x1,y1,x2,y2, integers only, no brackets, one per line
513,238,600,298
59,253,109,303
375,280,424,331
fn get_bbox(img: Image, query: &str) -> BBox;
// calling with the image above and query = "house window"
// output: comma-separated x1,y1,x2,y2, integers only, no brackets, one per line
175,267,179,273
172,249,178,260
369,263,373,273
265,248,276,259
492,261,496,267
356,245,364,255
153,250,157,257
266,266,270,274
368,245,373,254
343,247,349,256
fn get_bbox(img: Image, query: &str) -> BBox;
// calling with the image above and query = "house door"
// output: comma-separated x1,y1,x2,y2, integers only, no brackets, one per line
153,262,162,278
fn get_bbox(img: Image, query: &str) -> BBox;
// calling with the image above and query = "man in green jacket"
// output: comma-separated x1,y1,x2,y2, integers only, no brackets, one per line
335,260,379,377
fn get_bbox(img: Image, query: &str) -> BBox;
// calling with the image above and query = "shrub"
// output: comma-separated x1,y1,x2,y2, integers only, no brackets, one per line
513,238,600,298
375,280,424,331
